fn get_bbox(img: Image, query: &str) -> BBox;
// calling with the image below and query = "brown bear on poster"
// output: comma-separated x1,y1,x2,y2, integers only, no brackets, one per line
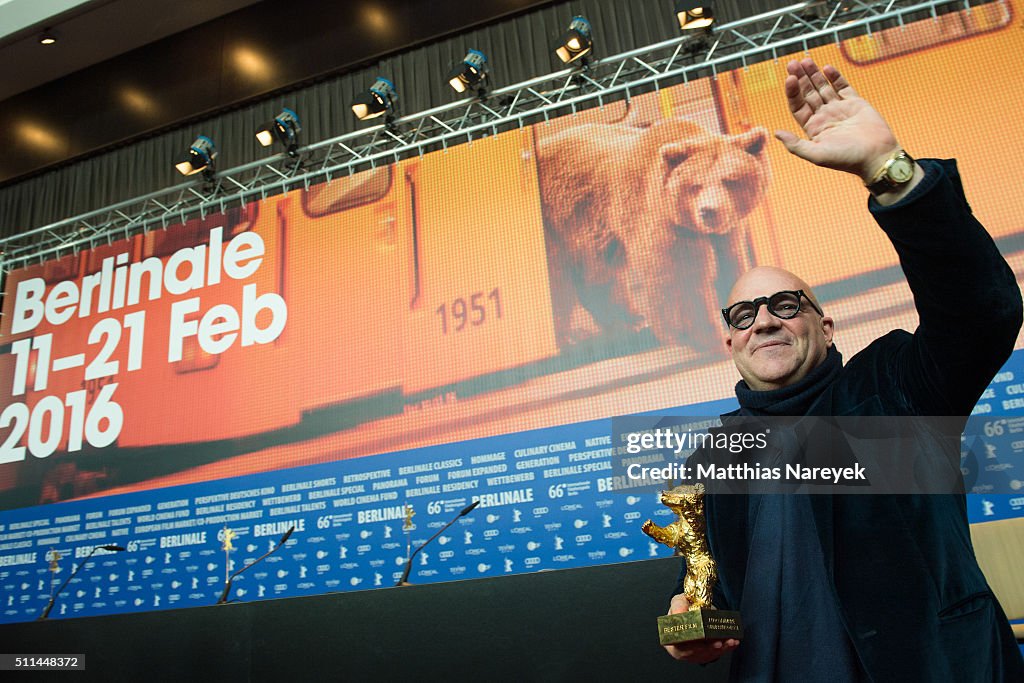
537,118,769,355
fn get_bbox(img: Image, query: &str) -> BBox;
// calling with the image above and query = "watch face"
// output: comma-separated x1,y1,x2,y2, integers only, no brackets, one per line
889,157,914,183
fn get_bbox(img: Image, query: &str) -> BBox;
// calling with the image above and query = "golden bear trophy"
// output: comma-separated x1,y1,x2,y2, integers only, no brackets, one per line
642,483,743,645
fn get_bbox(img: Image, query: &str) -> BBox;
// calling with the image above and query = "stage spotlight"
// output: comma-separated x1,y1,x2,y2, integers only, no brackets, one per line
676,2,715,30
447,49,488,96
555,16,593,65
175,135,217,179
256,108,301,156
352,77,397,121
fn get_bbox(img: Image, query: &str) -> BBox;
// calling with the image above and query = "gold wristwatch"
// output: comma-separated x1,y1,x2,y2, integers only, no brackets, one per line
868,148,917,193
865,149,916,195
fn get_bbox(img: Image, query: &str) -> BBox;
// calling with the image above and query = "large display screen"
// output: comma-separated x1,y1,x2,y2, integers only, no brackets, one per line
1,1,1022,622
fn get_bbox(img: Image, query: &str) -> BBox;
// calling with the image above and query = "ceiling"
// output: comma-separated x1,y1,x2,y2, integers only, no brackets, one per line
0,0,554,186
0,0,265,101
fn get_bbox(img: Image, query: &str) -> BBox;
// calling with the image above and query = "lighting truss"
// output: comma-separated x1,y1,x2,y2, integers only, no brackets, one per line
0,0,997,273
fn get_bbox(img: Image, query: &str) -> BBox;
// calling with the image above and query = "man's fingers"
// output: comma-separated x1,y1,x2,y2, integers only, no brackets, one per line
668,593,691,614
774,130,825,164
783,75,814,127
823,63,859,99
664,638,740,664
787,60,825,113
663,644,692,662
775,129,802,151
801,57,839,103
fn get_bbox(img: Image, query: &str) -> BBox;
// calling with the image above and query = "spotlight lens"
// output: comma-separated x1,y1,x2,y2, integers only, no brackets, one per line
176,161,195,176
679,4,715,30
450,77,467,93
567,37,581,50
354,78,395,119
256,129,274,147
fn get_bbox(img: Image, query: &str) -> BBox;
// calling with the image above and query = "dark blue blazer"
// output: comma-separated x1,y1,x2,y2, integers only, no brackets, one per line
687,160,1024,681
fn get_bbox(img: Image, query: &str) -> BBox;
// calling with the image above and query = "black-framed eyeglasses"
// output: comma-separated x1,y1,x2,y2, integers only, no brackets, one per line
721,290,824,330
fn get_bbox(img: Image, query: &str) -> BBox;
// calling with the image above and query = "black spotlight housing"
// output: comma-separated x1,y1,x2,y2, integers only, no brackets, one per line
676,2,715,31
447,49,488,97
555,16,593,65
351,77,398,121
257,108,302,156
175,135,217,180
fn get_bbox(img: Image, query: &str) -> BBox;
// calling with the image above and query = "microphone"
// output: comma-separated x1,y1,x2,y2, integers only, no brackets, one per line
217,526,294,605
397,500,479,586
38,544,126,620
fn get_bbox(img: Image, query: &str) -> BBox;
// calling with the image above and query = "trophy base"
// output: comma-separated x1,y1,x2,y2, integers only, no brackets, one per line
657,608,743,645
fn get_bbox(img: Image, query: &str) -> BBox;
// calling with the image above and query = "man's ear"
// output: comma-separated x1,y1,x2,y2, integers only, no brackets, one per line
725,333,734,352
821,316,835,347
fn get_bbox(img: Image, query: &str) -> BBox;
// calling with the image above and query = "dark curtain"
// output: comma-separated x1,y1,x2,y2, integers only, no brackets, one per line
0,0,789,239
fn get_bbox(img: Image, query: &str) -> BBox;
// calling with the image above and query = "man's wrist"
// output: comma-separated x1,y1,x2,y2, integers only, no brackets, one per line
857,145,905,185
869,162,926,207
864,149,916,193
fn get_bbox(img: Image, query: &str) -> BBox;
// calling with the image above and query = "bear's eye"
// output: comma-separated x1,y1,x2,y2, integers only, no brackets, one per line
722,178,742,192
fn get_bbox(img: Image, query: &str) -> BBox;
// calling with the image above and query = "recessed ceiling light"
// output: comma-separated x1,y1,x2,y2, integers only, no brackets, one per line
39,30,57,45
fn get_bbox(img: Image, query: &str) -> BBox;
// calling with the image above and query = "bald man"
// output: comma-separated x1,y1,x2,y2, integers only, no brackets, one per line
661,59,1024,681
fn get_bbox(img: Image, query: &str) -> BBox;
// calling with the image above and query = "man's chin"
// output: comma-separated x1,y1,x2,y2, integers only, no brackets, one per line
746,361,800,389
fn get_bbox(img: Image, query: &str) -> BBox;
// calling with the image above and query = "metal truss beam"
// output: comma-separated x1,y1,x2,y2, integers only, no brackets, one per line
0,0,995,273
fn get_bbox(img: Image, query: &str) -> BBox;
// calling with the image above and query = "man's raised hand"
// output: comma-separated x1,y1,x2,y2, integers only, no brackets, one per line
774,57,901,183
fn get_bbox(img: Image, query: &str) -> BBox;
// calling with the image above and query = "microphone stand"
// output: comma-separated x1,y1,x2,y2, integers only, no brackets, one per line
38,544,126,621
217,526,294,605
397,500,479,586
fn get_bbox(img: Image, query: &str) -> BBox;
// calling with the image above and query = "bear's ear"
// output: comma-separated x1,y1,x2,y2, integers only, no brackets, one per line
661,141,695,168
736,128,767,157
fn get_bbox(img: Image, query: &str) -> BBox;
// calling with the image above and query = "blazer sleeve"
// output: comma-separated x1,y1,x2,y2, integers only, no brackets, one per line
868,159,1022,416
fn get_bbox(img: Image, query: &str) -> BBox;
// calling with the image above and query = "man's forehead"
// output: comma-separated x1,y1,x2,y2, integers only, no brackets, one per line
727,267,810,304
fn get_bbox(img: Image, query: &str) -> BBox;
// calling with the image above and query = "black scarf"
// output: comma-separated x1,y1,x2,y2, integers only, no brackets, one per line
734,345,843,416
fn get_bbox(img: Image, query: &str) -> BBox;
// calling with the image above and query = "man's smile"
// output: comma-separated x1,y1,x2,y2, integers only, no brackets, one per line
751,339,791,353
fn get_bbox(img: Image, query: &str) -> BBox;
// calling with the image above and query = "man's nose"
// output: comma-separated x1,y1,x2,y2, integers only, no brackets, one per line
750,303,780,331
